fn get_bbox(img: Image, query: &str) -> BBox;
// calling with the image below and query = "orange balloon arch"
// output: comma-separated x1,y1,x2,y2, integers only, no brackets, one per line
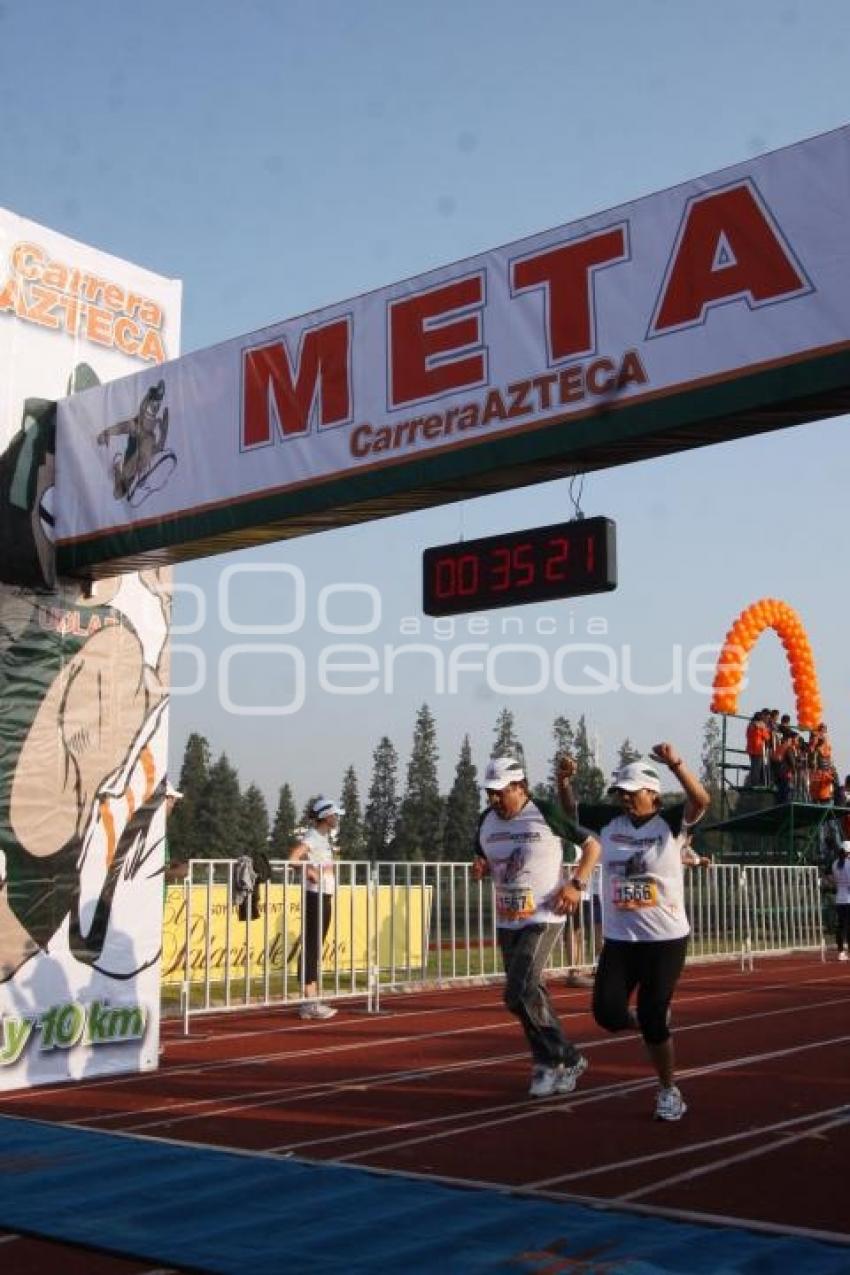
710,598,823,728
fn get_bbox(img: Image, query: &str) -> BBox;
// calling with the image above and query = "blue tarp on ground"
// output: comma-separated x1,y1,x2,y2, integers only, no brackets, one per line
1,1114,847,1274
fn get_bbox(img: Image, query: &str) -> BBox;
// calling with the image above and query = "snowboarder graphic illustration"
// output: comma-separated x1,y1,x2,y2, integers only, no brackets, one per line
96,379,176,505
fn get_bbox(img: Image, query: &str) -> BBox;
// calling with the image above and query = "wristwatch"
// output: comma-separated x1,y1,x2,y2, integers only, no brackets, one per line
568,876,587,892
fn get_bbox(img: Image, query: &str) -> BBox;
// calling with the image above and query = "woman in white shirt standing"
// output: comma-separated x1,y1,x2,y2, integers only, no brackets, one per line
831,843,850,961
289,796,341,1019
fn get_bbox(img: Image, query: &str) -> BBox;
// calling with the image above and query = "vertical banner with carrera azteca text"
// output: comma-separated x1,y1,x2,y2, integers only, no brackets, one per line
0,210,181,1089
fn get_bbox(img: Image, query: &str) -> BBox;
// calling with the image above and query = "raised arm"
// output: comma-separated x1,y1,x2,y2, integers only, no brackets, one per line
651,742,710,824
552,755,600,914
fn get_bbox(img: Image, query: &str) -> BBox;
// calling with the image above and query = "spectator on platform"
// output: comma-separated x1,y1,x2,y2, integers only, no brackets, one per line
558,746,710,1122
472,756,600,1098
774,732,800,803
745,711,771,787
809,739,836,804
289,797,342,1020
809,723,833,771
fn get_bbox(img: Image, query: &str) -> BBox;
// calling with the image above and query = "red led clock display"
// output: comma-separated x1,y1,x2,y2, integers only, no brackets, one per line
422,517,617,617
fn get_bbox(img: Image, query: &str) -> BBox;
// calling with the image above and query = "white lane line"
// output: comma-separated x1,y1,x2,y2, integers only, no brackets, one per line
333,1033,850,1164
77,1019,522,1128
135,968,850,1084
528,1102,850,1188
104,991,850,1137
271,994,850,1154
0,1234,21,1245
69,988,850,1134
1,959,823,1100
0,958,810,1106
618,1109,850,1202
258,1144,850,1249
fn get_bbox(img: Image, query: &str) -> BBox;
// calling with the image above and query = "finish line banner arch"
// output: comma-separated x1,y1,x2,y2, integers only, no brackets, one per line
710,597,824,728
53,124,850,578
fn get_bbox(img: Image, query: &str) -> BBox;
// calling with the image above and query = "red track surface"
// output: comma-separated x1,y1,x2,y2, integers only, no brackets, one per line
2,952,849,1270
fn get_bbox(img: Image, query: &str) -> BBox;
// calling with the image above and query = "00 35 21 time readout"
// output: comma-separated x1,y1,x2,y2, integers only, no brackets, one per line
422,516,617,616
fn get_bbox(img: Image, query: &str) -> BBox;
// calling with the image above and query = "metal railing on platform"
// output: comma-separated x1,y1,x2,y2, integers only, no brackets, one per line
163,859,825,1033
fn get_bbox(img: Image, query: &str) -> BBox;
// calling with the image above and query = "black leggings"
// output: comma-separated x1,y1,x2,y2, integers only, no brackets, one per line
301,892,333,986
593,936,688,1046
836,903,850,953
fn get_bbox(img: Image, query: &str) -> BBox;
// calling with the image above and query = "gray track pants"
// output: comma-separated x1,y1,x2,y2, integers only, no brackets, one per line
498,922,581,1068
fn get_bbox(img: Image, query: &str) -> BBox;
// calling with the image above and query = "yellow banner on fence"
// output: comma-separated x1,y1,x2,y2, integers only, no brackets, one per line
162,883,432,986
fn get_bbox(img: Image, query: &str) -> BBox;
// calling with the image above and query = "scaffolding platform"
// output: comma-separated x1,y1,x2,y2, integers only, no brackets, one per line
703,800,848,865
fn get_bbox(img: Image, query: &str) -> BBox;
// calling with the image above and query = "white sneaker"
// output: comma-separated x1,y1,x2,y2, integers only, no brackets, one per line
839,951,849,962
299,1002,338,1020
654,1084,687,1121
555,1055,588,1093
528,1065,560,1098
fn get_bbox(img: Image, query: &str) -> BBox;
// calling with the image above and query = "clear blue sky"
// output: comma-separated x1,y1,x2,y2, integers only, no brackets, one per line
3,0,849,813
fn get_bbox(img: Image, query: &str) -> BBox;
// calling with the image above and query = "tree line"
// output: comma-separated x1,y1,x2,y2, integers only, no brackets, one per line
167,707,722,864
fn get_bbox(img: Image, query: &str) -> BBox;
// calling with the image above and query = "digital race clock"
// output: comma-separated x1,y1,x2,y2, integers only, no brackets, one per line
422,516,617,617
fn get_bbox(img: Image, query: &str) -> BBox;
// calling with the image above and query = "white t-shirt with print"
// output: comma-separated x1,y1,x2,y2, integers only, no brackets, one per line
477,798,582,929
595,804,695,942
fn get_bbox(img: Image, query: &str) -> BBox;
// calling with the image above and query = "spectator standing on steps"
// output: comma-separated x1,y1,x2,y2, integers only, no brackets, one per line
745,711,770,787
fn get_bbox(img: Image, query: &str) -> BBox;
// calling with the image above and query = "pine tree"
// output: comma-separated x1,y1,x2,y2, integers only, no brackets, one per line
338,765,365,860
574,715,605,801
492,707,525,767
197,753,242,858
269,783,297,856
617,737,641,767
364,736,399,861
239,784,270,857
396,704,444,860
168,732,211,861
442,734,481,861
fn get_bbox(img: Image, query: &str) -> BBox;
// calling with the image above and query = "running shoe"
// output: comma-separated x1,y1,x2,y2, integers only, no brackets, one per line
528,1065,561,1097
839,951,848,962
299,1002,338,1020
654,1084,687,1121
555,1055,589,1093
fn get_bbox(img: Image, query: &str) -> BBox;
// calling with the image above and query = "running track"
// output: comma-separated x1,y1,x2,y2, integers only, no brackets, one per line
1,952,848,1271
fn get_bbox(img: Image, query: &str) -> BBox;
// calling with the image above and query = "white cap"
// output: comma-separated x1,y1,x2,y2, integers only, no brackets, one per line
310,796,341,820
166,782,183,800
608,760,661,794
484,757,526,791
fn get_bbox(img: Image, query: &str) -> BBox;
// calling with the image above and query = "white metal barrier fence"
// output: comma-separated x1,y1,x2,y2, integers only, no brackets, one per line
165,860,825,1033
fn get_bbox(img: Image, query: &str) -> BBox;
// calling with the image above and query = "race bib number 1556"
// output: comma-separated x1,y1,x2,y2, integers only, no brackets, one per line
613,878,658,910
